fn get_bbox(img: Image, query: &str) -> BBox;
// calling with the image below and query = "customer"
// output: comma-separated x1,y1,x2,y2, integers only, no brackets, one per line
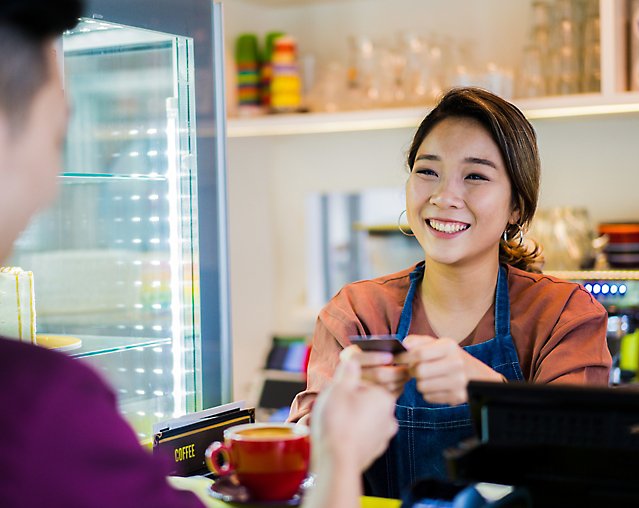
306,346,398,508
0,2,396,507
0,2,204,506
289,87,612,499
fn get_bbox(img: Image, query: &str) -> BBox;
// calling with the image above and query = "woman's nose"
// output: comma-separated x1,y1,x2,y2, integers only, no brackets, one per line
429,179,464,208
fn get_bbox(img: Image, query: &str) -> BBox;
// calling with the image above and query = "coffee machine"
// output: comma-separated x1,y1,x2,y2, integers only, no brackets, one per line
548,275,639,385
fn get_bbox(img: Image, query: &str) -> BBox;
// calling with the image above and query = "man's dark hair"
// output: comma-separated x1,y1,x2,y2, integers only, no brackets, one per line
0,0,83,126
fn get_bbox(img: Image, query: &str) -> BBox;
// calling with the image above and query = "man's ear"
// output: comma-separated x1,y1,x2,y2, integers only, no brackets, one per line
0,112,11,173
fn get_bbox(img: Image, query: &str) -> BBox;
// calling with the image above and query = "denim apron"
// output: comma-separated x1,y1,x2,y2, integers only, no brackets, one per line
363,263,524,499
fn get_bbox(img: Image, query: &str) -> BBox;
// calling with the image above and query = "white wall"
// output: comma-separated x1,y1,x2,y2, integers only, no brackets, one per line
227,128,410,400
533,114,639,221
227,113,639,401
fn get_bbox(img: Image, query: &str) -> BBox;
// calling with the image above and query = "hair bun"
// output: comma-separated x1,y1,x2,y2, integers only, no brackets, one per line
0,0,83,39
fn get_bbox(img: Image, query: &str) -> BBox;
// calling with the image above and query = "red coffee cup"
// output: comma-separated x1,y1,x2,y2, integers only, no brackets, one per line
205,422,310,502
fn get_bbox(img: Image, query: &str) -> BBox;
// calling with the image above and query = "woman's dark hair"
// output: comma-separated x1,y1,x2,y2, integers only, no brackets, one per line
407,87,543,273
0,0,83,127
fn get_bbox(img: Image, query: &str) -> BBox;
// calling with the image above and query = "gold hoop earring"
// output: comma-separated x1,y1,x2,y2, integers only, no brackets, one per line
398,210,415,237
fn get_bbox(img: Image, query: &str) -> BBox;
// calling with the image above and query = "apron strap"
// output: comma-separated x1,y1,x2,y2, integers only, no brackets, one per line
396,263,425,340
494,265,511,337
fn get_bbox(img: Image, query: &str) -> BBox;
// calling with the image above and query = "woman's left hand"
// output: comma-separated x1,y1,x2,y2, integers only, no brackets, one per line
395,334,505,406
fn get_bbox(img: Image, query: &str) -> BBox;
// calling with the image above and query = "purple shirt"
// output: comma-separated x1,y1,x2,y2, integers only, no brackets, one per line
0,337,205,508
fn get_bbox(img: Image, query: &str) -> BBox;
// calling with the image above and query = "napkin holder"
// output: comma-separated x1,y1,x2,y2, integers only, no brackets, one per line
153,401,255,477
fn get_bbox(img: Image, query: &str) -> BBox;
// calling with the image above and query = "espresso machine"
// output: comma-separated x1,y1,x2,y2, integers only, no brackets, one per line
553,276,639,385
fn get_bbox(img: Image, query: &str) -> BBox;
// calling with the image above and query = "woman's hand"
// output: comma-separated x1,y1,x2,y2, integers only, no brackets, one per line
341,344,410,399
395,335,505,405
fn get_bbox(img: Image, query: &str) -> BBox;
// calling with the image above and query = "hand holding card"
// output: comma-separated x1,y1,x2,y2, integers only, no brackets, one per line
345,335,410,398
349,335,406,354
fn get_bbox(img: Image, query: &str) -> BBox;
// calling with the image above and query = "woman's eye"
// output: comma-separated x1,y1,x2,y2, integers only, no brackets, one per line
466,173,489,181
415,168,438,177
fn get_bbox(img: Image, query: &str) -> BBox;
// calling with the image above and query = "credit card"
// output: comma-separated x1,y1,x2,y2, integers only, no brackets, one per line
350,337,406,354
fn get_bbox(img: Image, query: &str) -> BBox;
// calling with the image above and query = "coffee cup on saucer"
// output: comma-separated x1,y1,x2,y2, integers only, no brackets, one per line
205,422,311,502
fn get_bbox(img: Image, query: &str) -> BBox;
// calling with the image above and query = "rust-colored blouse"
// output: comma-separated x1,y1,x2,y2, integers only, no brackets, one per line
289,263,611,422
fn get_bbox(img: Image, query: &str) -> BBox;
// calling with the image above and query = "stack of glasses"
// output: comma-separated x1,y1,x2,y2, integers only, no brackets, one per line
517,0,600,98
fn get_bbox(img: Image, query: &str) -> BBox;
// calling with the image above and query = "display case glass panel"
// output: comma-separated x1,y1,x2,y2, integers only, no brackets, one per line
10,19,200,440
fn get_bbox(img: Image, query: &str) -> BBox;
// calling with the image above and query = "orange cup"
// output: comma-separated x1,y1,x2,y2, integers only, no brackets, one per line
205,422,310,502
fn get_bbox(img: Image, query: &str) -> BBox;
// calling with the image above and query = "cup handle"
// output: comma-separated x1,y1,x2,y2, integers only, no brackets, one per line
205,441,234,476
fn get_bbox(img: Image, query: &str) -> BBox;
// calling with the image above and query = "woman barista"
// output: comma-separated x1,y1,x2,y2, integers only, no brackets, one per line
289,87,611,499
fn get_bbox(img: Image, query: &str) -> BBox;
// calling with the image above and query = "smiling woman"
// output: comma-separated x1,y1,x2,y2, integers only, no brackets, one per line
407,116,517,270
289,87,612,500
406,88,542,273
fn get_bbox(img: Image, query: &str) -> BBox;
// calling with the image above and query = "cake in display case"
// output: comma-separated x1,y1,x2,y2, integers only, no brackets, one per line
9,0,230,441
0,267,36,343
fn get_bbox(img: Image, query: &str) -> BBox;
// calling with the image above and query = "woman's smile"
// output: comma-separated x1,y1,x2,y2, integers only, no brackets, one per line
426,218,471,236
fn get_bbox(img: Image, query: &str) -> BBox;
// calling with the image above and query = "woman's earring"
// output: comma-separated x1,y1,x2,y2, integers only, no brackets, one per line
398,210,415,237
503,223,525,246
514,223,525,246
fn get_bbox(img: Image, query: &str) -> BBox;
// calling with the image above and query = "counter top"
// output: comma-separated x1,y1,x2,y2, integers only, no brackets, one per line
169,476,401,508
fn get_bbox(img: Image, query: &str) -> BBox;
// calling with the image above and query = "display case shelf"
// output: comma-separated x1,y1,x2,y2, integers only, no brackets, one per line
60,173,168,181
65,335,171,358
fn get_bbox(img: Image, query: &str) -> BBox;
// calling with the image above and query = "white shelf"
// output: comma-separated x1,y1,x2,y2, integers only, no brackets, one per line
227,106,428,137
225,0,639,138
230,0,354,6
226,92,639,138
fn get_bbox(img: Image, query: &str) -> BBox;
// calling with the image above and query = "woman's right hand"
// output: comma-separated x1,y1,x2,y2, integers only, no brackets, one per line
340,345,410,399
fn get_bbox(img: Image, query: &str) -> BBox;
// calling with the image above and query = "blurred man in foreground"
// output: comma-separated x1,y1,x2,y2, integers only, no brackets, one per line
0,1,396,507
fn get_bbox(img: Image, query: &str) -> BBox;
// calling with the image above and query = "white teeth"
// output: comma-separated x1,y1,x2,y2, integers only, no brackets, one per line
428,220,469,234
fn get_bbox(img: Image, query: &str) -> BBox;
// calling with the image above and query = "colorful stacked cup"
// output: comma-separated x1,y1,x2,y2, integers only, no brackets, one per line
270,35,302,112
260,31,284,108
235,34,261,109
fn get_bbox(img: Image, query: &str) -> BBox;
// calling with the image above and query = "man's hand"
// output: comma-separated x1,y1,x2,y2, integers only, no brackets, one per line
311,348,398,472
341,344,410,399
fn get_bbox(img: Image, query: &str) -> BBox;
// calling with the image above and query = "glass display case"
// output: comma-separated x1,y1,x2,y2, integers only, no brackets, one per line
9,0,230,440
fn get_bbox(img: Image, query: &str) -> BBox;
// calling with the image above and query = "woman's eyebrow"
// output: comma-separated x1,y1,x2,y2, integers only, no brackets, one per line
464,156,497,169
416,154,498,169
415,154,440,162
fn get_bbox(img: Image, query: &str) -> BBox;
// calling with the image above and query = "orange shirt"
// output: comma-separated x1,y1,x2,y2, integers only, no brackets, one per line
289,263,611,422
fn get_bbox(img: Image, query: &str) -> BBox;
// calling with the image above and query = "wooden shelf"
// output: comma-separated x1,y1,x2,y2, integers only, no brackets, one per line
546,270,639,281
353,223,411,234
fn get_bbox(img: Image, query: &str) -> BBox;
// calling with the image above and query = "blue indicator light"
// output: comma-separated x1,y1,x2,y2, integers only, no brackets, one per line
585,283,592,292
620,285,627,295
610,285,618,294
602,284,610,294
593,284,601,294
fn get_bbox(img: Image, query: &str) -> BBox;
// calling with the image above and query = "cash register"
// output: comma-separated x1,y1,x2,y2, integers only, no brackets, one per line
445,381,639,507
402,381,639,507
